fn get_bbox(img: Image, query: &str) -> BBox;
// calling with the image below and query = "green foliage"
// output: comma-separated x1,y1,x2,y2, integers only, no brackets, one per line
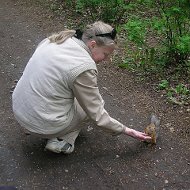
122,0,190,70
153,1,190,66
75,0,128,24
158,81,190,105
169,83,190,105
158,80,169,90
119,47,157,72
175,83,190,95
123,16,148,47
118,57,136,70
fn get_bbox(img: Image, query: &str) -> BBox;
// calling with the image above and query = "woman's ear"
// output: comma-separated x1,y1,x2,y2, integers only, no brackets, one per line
88,40,97,49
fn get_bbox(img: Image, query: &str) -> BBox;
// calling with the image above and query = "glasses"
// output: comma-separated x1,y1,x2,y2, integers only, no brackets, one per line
74,28,117,40
95,28,117,40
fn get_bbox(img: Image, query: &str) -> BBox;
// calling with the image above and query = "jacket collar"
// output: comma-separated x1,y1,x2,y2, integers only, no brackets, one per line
72,37,92,56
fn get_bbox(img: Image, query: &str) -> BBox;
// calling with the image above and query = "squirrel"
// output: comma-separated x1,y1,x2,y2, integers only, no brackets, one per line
144,114,160,144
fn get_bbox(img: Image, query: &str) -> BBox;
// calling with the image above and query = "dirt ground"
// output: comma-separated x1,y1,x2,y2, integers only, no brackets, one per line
0,0,190,190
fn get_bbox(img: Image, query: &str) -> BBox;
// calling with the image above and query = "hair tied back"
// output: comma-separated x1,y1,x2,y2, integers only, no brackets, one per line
74,29,83,40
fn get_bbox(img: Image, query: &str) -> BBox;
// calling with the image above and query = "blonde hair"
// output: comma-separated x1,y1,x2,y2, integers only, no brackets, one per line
48,29,76,44
48,21,116,47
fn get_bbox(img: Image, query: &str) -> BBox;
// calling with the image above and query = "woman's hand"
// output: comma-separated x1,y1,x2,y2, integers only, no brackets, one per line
124,127,152,141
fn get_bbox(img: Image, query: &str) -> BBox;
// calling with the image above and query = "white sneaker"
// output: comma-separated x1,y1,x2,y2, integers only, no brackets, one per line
45,138,73,154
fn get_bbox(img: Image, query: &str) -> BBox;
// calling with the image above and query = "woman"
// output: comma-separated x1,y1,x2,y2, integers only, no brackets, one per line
12,21,151,154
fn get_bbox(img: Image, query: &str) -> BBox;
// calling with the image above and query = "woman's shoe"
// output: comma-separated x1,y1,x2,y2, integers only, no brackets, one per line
45,138,73,154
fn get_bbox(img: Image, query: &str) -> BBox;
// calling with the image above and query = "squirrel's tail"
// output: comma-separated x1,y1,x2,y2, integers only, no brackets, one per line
151,114,160,137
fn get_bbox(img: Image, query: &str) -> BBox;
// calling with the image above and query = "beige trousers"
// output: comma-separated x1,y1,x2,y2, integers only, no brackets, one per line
53,99,88,145
22,99,88,144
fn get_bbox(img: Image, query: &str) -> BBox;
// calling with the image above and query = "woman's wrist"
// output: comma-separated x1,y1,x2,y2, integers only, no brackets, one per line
123,126,133,136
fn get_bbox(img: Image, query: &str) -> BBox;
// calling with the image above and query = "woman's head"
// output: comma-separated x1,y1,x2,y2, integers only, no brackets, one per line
82,21,116,46
82,21,117,62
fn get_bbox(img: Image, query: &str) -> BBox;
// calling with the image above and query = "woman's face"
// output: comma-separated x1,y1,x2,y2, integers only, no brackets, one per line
88,41,115,63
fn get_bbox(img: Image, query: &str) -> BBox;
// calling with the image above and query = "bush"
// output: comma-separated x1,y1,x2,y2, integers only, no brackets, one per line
123,0,190,69
75,0,129,24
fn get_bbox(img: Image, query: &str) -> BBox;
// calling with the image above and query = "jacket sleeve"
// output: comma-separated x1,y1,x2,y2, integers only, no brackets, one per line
72,69,125,135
